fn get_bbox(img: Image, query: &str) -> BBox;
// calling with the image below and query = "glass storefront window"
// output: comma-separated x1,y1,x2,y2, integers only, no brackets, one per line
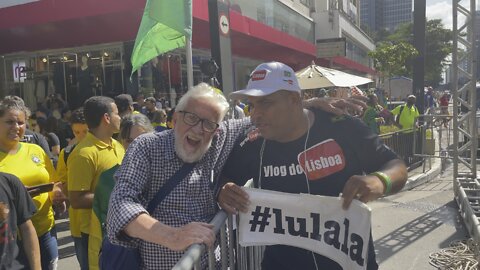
1,43,260,110
0,43,125,110
229,0,314,43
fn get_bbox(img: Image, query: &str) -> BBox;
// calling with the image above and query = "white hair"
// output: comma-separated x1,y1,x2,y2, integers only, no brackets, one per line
176,83,230,120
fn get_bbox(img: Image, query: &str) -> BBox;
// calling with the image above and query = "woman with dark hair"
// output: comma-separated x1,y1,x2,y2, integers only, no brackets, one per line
0,96,63,270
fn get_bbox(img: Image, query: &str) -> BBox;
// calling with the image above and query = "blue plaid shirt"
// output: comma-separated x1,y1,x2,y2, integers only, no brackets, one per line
107,118,250,269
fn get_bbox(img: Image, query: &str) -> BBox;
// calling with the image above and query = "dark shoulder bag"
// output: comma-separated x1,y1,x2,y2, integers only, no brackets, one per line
99,162,196,270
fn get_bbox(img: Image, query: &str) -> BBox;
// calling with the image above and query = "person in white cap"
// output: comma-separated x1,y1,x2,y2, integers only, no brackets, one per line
391,94,419,132
218,61,408,270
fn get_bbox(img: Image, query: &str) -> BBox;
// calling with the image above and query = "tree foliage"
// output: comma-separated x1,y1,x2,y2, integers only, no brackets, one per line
368,41,418,82
385,19,453,86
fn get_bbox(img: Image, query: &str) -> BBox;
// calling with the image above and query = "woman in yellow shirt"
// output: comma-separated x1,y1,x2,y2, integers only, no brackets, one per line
0,96,64,270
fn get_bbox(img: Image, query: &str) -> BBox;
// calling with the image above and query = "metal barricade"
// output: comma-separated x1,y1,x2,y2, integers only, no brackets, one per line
173,211,266,270
378,104,455,173
378,127,424,169
414,106,455,173
172,211,235,270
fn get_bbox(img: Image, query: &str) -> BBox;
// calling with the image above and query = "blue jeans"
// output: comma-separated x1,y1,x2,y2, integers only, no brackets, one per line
73,233,89,270
38,228,58,270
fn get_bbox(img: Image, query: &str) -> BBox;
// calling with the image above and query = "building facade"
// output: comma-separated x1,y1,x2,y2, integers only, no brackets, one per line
360,0,412,33
0,0,375,110
312,0,376,75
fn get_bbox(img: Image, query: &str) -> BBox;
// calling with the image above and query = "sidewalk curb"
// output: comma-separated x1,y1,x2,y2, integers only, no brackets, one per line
402,159,443,191
401,127,446,191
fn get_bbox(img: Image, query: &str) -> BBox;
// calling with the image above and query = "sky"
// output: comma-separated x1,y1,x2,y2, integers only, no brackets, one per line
426,0,452,29
426,0,476,30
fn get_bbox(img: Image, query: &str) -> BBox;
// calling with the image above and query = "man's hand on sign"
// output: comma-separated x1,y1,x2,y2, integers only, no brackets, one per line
218,182,250,214
341,174,385,210
166,222,215,251
303,96,367,116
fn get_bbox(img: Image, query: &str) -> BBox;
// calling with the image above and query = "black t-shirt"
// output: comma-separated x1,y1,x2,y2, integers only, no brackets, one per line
0,173,37,270
45,132,60,150
22,129,53,159
222,110,398,270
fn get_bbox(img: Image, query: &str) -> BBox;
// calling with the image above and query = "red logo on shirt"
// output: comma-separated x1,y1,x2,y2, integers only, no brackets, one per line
251,70,267,81
247,128,260,141
297,139,345,180
240,128,261,147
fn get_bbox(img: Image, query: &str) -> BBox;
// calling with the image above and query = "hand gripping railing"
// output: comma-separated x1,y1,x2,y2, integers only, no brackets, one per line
172,210,235,270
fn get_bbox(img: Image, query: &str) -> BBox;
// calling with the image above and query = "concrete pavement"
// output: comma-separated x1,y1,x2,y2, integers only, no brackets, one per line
372,126,476,269
56,218,80,269
372,162,469,269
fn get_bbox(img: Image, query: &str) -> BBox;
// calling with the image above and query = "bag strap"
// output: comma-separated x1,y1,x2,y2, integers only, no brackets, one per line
146,162,196,213
396,105,405,124
399,104,405,116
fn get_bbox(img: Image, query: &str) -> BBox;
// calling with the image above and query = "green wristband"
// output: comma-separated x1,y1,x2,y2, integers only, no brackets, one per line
371,171,392,195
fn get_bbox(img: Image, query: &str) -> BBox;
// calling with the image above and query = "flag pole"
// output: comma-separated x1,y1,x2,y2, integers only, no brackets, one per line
186,38,194,90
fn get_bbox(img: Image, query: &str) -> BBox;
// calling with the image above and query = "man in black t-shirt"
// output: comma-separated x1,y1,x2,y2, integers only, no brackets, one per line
0,173,39,270
218,62,408,270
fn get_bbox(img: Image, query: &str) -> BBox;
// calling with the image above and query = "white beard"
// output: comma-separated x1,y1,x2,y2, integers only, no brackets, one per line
174,130,213,163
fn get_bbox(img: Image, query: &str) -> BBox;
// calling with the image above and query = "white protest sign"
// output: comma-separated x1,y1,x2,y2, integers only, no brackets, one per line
238,188,371,270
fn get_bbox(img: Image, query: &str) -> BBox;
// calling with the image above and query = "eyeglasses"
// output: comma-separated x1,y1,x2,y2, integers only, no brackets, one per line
178,111,219,133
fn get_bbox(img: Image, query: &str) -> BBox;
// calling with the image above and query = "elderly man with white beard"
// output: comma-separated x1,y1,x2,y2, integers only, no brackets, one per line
106,82,366,269
106,83,241,269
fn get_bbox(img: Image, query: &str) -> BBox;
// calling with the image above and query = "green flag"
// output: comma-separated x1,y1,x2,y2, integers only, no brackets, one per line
130,0,192,76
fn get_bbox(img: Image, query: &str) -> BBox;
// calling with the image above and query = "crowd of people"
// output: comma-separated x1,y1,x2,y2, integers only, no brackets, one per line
358,88,451,135
0,61,409,270
0,91,163,269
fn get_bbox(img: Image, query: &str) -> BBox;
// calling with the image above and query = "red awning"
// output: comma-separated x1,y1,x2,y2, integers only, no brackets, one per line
0,0,375,75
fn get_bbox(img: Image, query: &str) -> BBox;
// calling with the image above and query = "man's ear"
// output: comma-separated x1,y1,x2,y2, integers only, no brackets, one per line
103,113,111,125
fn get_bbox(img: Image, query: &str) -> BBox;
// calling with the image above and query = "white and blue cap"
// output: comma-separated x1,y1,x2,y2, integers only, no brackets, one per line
230,61,301,100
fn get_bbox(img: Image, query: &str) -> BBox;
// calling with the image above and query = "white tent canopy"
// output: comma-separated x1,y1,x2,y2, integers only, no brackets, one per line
295,64,372,90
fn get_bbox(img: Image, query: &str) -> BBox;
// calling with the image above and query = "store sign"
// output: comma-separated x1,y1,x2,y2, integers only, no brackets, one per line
0,0,39,9
316,38,346,58
12,61,27,83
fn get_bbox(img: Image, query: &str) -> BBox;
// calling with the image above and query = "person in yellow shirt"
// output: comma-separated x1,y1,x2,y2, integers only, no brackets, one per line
151,109,168,132
68,96,124,270
391,95,419,132
0,96,64,270
391,95,420,164
56,107,88,195
90,113,154,270
54,107,89,268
